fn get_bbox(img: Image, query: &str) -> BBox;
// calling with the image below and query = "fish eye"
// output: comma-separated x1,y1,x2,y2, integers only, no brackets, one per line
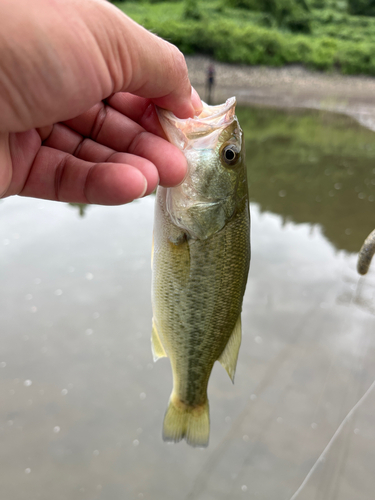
222,144,240,166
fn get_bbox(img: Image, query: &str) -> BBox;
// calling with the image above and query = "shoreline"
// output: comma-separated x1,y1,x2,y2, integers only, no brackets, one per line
186,55,375,132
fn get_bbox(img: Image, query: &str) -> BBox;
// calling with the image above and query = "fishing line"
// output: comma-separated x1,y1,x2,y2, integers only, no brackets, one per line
289,271,375,500
289,377,375,500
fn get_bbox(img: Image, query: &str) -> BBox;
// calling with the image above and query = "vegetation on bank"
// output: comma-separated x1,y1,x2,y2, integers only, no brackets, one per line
113,0,375,75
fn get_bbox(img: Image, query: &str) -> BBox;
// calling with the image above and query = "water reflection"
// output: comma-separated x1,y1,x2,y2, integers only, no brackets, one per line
1,105,375,500
237,105,375,254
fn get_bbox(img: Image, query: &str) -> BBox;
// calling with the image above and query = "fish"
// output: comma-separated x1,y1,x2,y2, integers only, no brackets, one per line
357,228,375,275
151,97,250,447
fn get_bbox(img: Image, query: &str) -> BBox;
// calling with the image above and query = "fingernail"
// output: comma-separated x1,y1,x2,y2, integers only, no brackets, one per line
138,176,148,199
191,87,203,115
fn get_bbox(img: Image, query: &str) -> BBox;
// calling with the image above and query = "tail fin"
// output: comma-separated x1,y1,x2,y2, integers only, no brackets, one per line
162,395,210,448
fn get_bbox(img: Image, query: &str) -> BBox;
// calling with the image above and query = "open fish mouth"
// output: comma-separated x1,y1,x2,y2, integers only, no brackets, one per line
157,97,237,148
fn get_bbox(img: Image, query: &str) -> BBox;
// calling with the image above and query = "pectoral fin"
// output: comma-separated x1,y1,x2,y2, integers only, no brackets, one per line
218,315,242,383
151,318,167,362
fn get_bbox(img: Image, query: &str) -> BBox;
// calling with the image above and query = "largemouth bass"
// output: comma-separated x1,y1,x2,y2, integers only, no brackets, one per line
151,97,250,447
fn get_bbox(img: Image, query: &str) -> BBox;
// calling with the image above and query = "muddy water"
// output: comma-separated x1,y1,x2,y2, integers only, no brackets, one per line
1,106,375,500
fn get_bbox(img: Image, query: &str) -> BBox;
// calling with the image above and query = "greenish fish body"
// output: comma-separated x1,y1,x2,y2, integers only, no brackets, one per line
151,98,250,447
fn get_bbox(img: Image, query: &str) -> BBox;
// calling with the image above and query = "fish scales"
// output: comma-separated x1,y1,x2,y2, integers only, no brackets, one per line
151,97,250,447
153,192,249,403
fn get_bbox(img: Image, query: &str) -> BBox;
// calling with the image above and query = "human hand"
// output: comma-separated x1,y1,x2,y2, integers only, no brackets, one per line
0,0,202,205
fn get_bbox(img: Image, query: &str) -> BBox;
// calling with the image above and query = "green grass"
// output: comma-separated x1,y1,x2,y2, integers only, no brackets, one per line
114,0,375,75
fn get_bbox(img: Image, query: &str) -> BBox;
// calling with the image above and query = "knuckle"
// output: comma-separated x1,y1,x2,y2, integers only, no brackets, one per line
127,129,147,156
54,156,67,202
73,137,89,159
171,47,188,78
163,42,189,86
90,103,108,141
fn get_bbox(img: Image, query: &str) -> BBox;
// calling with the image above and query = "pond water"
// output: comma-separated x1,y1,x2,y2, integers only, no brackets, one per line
1,105,375,500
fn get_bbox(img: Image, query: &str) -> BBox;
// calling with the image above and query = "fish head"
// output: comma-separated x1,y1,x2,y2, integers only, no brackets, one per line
157,97,247,240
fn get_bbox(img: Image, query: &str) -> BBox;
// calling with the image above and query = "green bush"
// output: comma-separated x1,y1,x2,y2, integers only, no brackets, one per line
283,36,311,63
115,0,375,76
137,0,180,2
348,0,375,16
310,0,326,7
184,0,202,19
285,9,311,32
307,37,337,69
149,15,375,73
225,0,311,31
336,43,375,74
226,0,263,8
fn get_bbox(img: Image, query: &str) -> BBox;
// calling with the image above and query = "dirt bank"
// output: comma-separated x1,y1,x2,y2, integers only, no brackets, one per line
186,55,375,131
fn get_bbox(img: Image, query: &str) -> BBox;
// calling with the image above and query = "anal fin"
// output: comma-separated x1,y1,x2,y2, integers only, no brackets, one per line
218,315,242,383
151,318,167,362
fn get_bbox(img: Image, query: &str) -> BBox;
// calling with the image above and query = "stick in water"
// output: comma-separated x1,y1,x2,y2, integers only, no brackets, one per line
357,229,375,275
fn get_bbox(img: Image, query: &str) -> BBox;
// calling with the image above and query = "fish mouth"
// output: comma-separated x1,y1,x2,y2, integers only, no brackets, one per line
157,97,237,149
193,97,236,123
